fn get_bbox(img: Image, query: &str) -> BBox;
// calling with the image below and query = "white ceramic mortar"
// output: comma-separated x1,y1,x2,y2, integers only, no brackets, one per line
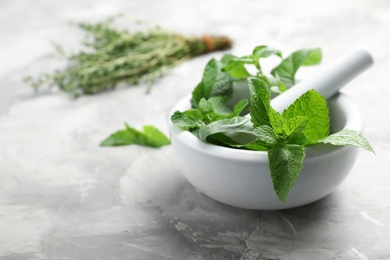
168,47,373,210
169,93,363,210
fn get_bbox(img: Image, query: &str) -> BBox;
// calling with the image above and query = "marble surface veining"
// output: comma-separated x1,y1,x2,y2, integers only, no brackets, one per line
1,0,390,259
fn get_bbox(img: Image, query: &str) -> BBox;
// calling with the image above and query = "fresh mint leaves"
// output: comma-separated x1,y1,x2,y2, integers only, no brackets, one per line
268,144,306,202
191,59,233,107
171,97,249,130
247,78,327,202
172,75,375,203
282,89,330,142
191,46,322,106
247,78,374,201
249,78,282,130
100,123,170,148
198,117,253,143
170,45,373,202
271,48,322,87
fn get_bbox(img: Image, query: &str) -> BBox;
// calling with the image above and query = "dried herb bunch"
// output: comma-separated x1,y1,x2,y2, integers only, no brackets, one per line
24,18,232,97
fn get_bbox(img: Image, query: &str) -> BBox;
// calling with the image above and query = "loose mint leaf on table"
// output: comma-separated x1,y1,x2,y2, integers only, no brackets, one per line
191,58,233,107
141,125,171,147
268,144,305,202
271,48,322,88
100,124,170,148
317,129,375,153
100,129,136,146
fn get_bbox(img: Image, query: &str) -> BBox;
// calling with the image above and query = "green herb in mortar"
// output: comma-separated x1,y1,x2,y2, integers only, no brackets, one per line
171,44,374,202
172,77,375,202
190,45,322,108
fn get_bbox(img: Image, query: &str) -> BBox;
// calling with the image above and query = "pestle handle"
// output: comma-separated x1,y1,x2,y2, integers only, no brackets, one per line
269,46,374,113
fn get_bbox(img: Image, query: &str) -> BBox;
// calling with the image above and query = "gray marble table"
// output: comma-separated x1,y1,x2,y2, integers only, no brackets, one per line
1,0,390,259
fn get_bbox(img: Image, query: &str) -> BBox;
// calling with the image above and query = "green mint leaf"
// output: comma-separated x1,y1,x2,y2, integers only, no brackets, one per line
283,116,314,146
317,129,375,153
243,142,269,151
253,45,282,60
268,144,305,202
282,89,330,141
100,124,170,148
198,117,253,143
269,109,285,136
171,110,202,129
248,77,285,134
207,97,231,115
191,82,206,108
220,54,235,65
270,74,288,94
201,58,220,95
282,116,308,136
252,45,282,70
222,60,251,80
198,98,214,113
253,125,278,147
248,77,273,128
301,48,322,66
271,48,322,87
232,56,256,64
287,132,312,146
191,59,233,107
205,133,243,148
201,59,233,98
221,54,255,66
231,99,249,117
197,97,233,124
100,129,137,146
140,125,171,147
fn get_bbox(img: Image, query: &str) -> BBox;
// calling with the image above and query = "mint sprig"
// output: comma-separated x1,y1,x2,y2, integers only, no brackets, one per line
271,48,322,87
191,59,233,107
191,46,322,106
268,144,305,202
247,78,375,201
100,123,170,148
173,76,375,203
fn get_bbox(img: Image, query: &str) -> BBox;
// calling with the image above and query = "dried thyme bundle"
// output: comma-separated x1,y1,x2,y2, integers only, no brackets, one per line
24,18,232,97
